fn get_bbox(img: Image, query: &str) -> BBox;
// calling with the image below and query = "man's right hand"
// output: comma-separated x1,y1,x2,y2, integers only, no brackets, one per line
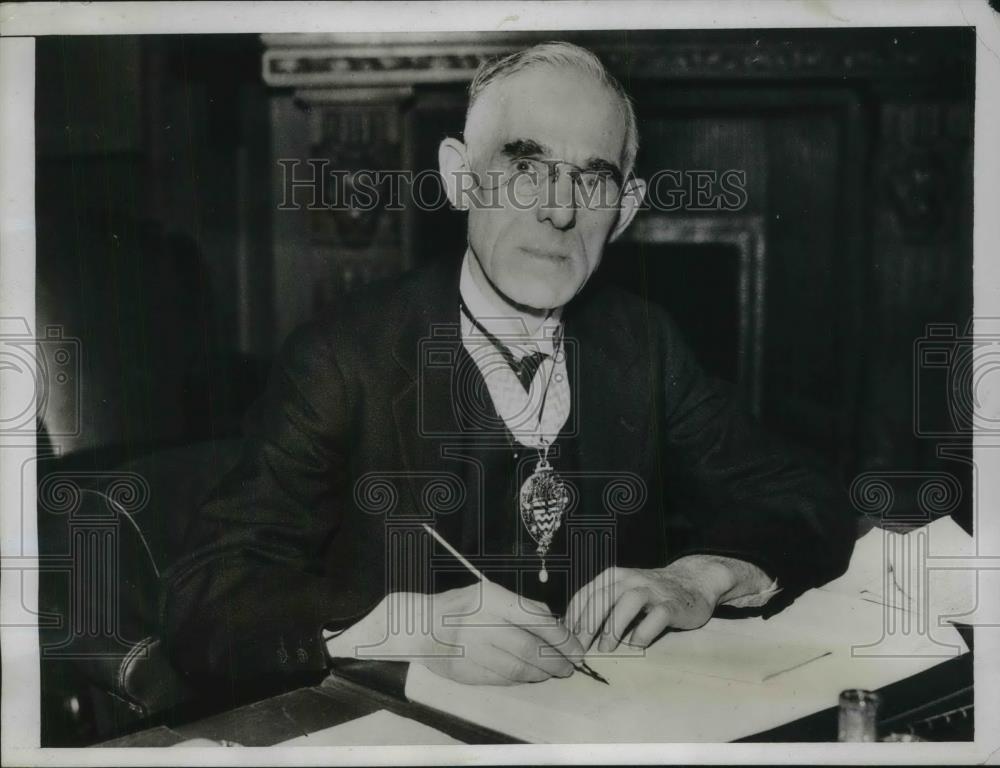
326,582,585,686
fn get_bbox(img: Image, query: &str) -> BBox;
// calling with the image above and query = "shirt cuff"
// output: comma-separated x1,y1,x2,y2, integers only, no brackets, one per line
721,578,782,608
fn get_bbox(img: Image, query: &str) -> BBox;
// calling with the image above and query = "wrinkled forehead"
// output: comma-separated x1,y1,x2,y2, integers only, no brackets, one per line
466,65,628,167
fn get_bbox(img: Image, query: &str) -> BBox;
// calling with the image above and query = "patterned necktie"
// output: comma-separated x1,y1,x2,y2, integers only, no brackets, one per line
512,350,548,391
460,302,550,392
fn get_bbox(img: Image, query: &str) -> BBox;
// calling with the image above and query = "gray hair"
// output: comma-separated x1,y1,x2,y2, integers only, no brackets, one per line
464,41,639,176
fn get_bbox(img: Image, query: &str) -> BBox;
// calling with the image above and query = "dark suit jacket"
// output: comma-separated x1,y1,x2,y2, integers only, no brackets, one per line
160,257,856,698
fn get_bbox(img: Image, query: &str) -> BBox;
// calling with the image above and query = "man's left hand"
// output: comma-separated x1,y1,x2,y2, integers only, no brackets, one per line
565,556,768,652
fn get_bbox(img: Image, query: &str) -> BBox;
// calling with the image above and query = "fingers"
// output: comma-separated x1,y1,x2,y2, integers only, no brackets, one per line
513,612,585,663
597,587,653,653
425,659,516,686
470,667,519,686
481,582,585,663
566,567,628,633
575,574,642,651
568,567,638,652
630,604,673,649
440,627,567,685
478,645,553,684
450,582,583,677
429,624,567,685
574,581,617,651
489,625,574,679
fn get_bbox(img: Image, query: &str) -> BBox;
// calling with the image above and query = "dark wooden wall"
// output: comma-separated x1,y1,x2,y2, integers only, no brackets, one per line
35,36,273,463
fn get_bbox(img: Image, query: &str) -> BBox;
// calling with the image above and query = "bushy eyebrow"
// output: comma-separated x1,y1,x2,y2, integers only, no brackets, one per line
500,138,624,187
582,157,624,188
500,138,551,158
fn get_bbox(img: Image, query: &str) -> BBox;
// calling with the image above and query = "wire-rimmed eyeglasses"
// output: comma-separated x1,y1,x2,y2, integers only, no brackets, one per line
473,157,625,210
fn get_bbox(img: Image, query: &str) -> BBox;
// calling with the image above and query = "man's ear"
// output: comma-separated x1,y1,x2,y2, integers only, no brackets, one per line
438,137,472,211
609,177,647,242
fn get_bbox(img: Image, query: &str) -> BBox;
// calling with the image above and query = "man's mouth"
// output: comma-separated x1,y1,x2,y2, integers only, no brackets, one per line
521,246,570,263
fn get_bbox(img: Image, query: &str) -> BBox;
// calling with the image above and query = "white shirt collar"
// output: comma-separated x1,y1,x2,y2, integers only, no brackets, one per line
458,250,563,358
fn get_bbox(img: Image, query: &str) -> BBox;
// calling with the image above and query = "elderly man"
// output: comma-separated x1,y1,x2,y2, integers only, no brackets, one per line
162,42,854,695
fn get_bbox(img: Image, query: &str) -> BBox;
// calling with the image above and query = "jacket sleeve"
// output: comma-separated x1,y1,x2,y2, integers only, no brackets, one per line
656,312,857,608
159,320,379,699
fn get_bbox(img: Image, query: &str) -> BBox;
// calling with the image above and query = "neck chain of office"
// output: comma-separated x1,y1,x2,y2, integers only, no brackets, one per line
460,302,570,583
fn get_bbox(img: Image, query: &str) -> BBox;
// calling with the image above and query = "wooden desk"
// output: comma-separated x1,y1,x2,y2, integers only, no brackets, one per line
101,629,974,747
100,670,516,747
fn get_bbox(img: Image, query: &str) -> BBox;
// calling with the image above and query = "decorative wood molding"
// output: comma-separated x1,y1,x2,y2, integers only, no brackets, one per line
261,30,972,89
293,86,415,106
622,214,766,414
878,101,971,245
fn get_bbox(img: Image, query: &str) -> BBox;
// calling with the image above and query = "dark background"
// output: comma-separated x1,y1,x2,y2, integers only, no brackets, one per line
34,29,975,744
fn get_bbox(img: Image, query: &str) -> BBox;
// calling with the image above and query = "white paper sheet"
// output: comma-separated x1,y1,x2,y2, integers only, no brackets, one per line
820,515,977,636
587,623,831,684
406,591,966,742
405,520,974,743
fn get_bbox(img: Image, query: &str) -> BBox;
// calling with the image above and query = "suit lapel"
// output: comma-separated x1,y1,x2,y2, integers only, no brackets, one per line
390,260,466,534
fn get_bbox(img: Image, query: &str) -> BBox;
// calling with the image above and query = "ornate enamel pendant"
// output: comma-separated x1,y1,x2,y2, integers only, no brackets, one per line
519,456,569,582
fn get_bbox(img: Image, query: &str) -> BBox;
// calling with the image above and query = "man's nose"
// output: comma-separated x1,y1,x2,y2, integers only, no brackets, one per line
536,171,577,230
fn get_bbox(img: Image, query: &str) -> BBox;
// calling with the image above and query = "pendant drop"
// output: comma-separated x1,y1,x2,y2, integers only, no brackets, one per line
519,455,568,586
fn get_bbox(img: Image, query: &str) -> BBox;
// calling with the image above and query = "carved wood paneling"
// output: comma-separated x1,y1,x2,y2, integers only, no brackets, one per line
622,215,766,413
857,98,973,478
261,30,972,89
